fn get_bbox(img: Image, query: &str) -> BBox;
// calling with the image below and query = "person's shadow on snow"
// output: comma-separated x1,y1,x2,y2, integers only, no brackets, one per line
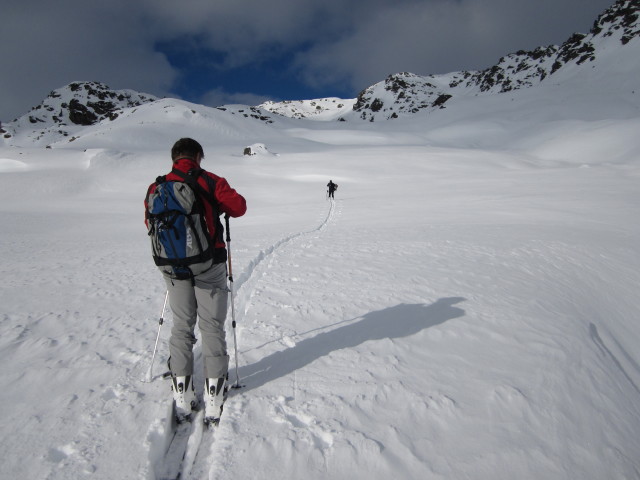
236,297,466,392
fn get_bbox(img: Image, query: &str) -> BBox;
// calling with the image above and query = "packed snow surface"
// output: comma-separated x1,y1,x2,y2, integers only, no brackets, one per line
1,67,640,479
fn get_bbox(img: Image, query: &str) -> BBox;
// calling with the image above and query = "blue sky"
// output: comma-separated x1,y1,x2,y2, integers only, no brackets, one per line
154,37,335,107
1,0,617,120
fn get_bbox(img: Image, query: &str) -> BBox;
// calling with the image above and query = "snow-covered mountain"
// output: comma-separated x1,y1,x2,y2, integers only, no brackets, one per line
1,0,638,143
262,0,640,121
1,81,157,146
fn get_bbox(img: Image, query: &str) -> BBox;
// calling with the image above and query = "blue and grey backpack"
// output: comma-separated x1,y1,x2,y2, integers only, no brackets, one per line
146,169,217,281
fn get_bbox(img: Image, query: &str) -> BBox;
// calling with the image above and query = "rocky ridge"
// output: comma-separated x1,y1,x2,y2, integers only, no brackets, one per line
264,0,639,121
1,82,157,145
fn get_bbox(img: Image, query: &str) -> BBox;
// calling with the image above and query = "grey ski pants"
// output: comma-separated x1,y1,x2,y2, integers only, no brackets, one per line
163,262,230,379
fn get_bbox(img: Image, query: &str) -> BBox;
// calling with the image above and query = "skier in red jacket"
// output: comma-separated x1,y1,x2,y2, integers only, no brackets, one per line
145,138,246,425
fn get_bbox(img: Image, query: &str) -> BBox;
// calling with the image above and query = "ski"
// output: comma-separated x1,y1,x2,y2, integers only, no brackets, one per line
156,404,201,480
185,417,221,479
178,410,215,479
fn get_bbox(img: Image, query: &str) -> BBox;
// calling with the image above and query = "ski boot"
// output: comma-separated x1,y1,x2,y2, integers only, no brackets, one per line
203,376,228,427
171,375,197,423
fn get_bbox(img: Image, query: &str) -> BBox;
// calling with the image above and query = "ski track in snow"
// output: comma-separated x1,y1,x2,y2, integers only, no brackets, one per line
148,199,337,479
235,198,335,294
187,199,337,479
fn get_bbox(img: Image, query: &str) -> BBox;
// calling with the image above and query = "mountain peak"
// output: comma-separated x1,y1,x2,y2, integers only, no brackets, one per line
592,0,640,44
2,81,157,146
264,0,640,122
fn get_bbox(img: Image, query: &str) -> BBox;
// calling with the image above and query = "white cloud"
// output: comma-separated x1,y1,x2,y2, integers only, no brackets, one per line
200,88,271,108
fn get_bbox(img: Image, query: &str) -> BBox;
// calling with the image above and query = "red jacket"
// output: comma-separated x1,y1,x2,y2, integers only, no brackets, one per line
145,157,247,262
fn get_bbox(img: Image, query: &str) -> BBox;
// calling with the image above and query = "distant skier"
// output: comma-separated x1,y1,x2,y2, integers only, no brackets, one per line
327,180,338,199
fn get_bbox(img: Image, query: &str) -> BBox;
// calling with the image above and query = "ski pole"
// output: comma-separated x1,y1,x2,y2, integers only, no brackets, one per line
225,214,242,389
145,290,169,382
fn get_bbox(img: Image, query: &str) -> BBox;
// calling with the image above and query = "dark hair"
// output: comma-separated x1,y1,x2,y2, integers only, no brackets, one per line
171,138,204,161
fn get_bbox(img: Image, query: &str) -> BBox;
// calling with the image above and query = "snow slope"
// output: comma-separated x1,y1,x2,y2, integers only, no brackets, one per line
1,80,639,480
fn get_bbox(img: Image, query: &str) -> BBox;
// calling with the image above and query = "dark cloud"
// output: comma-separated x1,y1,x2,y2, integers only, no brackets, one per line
1,0,176,120
295,0,616,91
1,0,615,120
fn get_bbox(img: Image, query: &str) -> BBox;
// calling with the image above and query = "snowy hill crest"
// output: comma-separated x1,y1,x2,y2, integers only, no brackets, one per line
258,98,356,121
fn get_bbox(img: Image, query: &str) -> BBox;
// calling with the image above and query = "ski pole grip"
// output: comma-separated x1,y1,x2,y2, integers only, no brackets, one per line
225,214,231,242
225,214,234,282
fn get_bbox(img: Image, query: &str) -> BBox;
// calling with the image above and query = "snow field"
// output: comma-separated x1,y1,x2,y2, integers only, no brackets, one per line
0,85,639,479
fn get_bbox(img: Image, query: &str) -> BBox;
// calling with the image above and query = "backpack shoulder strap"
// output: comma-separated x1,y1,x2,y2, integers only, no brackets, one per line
145,175,166,210
171,168,218,209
